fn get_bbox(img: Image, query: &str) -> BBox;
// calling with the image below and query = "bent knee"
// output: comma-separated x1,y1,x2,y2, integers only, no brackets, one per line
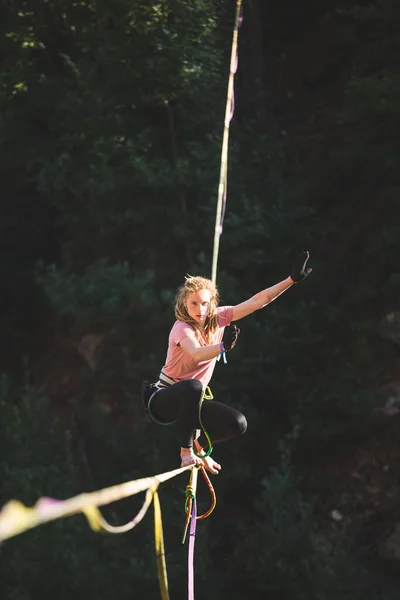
178,378,203,397
186,378,203,394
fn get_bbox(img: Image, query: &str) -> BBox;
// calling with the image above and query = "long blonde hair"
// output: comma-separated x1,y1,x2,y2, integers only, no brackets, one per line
174,275,220,344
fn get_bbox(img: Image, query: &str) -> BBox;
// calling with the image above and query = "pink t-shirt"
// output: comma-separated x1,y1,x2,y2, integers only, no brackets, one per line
161,306,233,389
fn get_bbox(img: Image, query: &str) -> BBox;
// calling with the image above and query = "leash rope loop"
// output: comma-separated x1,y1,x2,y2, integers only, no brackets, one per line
194,386,214,459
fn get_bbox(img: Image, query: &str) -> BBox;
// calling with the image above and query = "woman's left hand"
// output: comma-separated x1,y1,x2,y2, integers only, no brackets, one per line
290,251,312,283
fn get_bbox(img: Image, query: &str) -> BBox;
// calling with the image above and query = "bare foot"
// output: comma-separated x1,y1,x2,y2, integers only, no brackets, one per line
193,440,222,475
180,447,203,469
200,455,221,475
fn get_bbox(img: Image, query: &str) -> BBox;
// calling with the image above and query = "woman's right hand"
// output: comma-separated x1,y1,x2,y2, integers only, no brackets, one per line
222,324,240,351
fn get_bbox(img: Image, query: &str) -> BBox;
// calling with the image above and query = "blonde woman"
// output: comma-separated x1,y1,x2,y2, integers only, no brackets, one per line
142,252,312,474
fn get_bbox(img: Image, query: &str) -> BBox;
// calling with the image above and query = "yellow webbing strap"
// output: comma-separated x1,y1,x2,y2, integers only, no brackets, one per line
154,490,169,600
0,464,193,542
0,467,198,600
83,486,157,534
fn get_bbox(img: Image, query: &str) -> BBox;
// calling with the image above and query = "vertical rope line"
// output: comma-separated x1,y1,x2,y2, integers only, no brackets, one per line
187,496,197,600
211,0,243,284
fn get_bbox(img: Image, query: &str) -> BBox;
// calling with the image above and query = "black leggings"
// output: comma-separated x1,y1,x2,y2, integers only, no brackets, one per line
149,379,247,449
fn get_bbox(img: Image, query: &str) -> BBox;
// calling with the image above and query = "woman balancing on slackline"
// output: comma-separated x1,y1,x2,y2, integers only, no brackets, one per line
142,252,312,474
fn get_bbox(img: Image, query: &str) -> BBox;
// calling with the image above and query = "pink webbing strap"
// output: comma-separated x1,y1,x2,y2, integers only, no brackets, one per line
187,497,197,600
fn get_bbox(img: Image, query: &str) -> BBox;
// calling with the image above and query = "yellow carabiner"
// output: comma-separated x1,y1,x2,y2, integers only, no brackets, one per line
203,386,214,400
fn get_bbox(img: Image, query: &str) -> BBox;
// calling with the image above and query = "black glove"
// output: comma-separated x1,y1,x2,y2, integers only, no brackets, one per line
290,251,312,283
222,324,240,352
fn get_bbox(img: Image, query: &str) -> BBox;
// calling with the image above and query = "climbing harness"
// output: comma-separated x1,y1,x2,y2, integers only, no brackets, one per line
158,371,176,386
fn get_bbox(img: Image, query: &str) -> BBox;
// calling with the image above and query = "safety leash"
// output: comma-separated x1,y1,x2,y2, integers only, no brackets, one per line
182,466,199,544
194,386,214,459
196,467,216,521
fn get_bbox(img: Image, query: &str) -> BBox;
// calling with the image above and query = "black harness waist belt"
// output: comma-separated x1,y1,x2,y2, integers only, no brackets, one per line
158,371,176,387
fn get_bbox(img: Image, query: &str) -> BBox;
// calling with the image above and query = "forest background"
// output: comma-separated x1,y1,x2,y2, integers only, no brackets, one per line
1,1,400,599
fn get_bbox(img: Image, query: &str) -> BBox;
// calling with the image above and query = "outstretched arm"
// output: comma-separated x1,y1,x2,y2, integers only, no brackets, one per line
231,277,293,321
231,251,312,322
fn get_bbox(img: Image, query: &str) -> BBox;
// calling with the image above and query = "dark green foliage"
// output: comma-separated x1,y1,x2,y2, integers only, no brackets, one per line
36,262,161,321
0,376,155,600
0,0,229,274
227,444,395,600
